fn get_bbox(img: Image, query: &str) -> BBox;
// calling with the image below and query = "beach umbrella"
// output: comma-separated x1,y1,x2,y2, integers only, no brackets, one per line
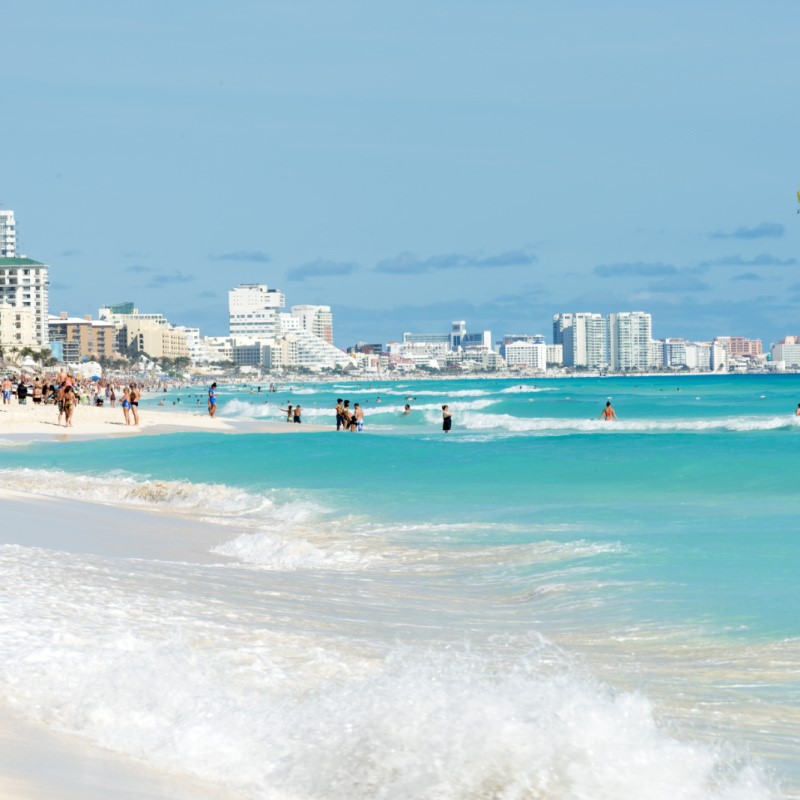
91,375,100,380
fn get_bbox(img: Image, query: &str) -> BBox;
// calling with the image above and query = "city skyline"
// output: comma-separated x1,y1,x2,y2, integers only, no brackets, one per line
3,3,799,346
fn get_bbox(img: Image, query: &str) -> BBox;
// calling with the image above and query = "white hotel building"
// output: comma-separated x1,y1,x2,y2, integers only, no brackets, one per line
0,256,50,347
227,283,349,371
0,210,17,257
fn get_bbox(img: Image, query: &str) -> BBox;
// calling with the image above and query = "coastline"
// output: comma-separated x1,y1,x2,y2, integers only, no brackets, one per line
0,401,329,440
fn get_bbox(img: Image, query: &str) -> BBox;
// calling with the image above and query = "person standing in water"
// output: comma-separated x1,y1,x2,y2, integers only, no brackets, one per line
208,382,218,417
442,404,452,433
599,400,617,421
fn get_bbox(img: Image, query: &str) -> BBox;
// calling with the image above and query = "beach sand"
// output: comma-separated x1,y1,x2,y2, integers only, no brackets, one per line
0,400,327,439
0,489,248,799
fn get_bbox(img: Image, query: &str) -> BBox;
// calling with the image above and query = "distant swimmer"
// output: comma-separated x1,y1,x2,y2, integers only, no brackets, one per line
599,401,617,421
403,404,411,415
795,403,800,416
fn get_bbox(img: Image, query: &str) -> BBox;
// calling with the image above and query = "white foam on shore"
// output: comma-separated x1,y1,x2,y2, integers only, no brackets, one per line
0,546,778,800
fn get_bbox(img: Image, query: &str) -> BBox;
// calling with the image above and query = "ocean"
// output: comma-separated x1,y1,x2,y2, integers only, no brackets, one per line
1,374,798,799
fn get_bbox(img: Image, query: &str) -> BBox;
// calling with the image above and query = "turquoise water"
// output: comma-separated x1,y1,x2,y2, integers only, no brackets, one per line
1,374,798,798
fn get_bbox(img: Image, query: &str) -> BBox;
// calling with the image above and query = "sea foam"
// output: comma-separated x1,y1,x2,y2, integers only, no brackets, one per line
0,547,778,800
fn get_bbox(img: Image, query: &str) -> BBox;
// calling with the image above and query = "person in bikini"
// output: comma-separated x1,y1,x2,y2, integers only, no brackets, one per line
121,386,132,425
599,400,617,421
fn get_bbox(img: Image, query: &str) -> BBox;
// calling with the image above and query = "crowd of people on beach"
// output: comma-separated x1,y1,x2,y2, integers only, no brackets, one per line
0,370,155,427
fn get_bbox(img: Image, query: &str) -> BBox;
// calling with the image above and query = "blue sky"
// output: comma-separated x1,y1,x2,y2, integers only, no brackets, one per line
4,1,799,346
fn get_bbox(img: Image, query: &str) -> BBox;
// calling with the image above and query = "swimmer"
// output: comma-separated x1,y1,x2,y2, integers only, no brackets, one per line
599,401,617,421
403,404,411,415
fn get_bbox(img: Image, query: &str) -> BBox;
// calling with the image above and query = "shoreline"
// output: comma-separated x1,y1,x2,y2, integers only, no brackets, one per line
0,401,329,440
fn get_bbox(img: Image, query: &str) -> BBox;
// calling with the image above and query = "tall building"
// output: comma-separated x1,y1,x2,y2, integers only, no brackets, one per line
557,312,607,369
608,312,654,371
450,320,466,350
0,210,16,257
291,305,333,344
229,284,285,339
0,256,49,346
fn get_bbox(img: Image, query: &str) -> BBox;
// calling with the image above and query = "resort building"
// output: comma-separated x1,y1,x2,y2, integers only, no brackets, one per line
555,312,607,370
0,256,49,346
291,305,334,344
48,313,117,362
229,284,285,339
502,339,547,370
0,302,36,350
771,337,800,369
608,312,655,372
714,336,763,359
0,210,17,257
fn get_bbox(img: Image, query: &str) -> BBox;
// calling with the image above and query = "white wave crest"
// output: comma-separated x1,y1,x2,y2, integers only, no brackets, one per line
500,384,555,393
454,413,800,434
218,398,275,419
0,468,267,516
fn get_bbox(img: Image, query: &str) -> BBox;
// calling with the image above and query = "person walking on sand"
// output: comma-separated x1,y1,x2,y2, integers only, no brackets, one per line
442,404,452,433
129,383,141,425
63,385,76,427
208,382,218,417
2,376,12,405
600,400,617,421
56,380,67,425
121,386,132,425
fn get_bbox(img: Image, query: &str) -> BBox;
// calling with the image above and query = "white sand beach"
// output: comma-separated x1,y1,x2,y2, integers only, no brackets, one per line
0,400,328,438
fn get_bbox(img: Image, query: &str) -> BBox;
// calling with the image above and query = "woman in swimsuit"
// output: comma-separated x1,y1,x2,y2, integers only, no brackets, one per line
121,386,132,425
599,401,617,421
63,385,76,427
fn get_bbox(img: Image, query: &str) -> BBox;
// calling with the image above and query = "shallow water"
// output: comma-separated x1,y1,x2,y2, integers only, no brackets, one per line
1,374,798,798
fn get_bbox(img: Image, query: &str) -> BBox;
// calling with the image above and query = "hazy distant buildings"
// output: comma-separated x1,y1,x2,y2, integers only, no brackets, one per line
608,312,654,371
98,306,189,360
0,210,17,257
291,305,333,344
714,336,762,359
553,312,607,369
502,339,547,370
0,256,49,346
771,337,800,369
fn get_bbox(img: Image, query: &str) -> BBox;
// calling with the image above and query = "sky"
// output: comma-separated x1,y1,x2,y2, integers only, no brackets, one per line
3,1,799,347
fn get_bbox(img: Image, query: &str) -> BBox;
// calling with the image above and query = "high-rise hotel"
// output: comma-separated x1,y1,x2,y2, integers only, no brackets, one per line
0,210,50,348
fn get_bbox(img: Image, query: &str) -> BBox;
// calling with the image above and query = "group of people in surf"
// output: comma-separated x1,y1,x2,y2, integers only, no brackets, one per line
335,398,365,432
